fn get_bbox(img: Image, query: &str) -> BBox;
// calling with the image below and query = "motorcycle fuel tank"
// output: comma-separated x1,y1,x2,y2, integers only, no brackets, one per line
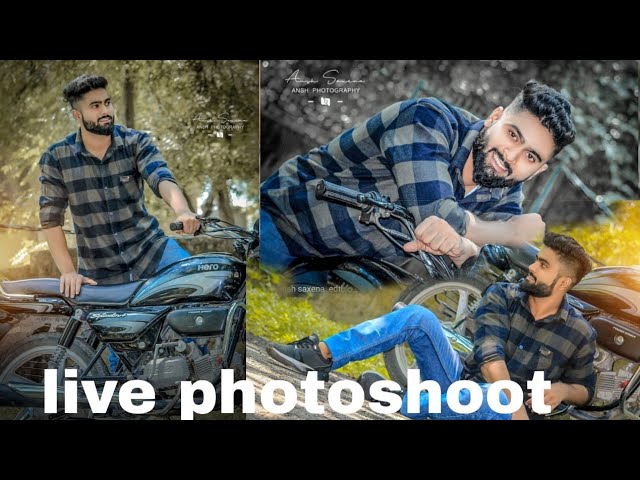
131,254,245,307
571,266,640,328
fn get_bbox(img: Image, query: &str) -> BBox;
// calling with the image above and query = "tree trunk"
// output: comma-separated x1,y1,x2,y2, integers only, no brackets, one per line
216,185,235,224
123,65,135,129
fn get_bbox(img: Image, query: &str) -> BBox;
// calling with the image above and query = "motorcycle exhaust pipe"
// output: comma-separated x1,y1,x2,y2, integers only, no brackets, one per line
0,382,121,410
1,382,223,414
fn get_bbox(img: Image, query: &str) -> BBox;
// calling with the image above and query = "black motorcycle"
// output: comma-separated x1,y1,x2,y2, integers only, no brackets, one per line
311,180,640,420
0,217,257,419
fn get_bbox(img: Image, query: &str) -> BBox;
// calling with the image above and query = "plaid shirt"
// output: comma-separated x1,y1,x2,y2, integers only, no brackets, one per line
463,282,597,403
261,98,524,263
39,125,177,284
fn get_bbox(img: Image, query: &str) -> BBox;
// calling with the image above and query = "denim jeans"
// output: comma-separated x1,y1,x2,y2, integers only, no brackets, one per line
324,304,511,420
108,238,191,372
259,209,297,272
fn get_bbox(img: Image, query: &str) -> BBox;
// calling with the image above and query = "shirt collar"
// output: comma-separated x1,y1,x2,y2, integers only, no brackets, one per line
451,119,484,170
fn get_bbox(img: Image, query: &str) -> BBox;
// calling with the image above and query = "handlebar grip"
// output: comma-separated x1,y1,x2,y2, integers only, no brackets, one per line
170,222,183,231
315,180,364,208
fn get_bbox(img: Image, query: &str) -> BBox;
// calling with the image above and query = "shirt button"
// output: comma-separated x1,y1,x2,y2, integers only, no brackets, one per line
109,212,113,216
104,186,108,190
518,345,524,350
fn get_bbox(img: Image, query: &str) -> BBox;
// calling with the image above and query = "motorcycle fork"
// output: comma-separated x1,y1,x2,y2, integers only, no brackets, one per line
49,309,110,382
57,308,84,348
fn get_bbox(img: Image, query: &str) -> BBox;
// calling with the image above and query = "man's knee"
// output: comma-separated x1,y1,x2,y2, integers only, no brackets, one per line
398,304,439,330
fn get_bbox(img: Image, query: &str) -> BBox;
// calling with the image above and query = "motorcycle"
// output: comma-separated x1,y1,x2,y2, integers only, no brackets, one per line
312,180,640,420
0,217,257,419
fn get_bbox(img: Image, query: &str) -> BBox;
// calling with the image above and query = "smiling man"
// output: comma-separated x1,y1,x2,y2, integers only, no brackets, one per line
261,80,576,270
39,74,201,297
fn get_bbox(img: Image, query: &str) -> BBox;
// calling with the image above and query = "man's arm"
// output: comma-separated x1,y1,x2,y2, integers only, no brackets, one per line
39,151,97,297
481,359,529,420
158,181,200,234
471,284,528,420
464,210,546,248
43,227,97,298
135,132,200,234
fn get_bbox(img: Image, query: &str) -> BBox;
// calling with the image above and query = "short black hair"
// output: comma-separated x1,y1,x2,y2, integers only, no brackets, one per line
543,232,592,286
508,80,576,156
63,74,108,109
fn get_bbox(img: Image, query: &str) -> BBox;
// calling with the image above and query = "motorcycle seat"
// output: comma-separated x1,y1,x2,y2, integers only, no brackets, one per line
0,278,144,307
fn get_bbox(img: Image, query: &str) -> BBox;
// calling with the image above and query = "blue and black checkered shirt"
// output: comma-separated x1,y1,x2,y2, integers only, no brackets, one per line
39,125,176,284
463,282,597,402
261,98,524,264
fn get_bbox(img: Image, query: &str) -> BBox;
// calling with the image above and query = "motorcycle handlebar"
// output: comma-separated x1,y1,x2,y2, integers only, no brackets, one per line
316,180,414,223
169,222,183,231
315,180,365,209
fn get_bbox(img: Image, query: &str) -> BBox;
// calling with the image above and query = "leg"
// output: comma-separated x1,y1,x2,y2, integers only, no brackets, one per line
156,238,191,271
259,209,297,273
325,304,463,387
108,238,191,373
326,305,509,419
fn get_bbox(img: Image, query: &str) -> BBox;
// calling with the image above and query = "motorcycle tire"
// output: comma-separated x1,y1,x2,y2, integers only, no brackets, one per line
0,332,109,419
383,276,486,388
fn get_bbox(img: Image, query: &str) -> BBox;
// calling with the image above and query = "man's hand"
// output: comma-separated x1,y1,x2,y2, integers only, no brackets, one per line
506,213,546,245
59,272,97,299
404,216,465,257
511,405,530,420
525,382,569,411
173,210,201,235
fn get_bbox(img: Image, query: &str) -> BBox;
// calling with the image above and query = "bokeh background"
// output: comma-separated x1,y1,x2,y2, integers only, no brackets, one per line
261,60,638,226
0,60,259,279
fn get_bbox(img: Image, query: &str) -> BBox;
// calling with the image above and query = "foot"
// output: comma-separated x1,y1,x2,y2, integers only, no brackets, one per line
266,334,333,380
356,370,404,407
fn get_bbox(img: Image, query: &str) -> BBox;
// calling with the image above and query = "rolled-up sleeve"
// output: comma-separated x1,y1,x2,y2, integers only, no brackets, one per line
38,151,68,229
560,331,597,403
471,284,511,366
380,102,470,235
135,132,176,198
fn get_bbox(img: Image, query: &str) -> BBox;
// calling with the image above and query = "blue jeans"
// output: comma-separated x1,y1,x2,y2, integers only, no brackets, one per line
108,238,191,372
324,304,511,420
260,209,297,272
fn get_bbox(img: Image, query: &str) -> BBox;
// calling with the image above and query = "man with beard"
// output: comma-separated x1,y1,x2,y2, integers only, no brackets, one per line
266,232,596,420
260,80,575,271
39,74,200,296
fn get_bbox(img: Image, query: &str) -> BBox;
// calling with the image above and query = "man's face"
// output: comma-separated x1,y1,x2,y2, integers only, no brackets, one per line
74,88,114,136
520,247,568,297
471,108,556,188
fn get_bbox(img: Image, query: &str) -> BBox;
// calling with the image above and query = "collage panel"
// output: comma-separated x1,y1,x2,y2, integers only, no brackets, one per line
0,60,259,420
252,60,640,420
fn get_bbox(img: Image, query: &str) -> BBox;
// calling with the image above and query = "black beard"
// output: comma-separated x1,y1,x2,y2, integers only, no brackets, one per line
519,275,558,298
82,114,114,136
471,128,518,189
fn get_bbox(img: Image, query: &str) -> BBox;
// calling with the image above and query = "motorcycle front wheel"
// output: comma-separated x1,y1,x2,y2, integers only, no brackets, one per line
0,333,109,419
383,277,485,388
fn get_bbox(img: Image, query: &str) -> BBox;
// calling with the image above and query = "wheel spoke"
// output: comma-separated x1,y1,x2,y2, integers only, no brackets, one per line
5,372,38,385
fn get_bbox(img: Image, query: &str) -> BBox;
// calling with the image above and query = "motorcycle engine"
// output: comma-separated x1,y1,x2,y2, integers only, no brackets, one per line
141,338,222,390
592,345,638,405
